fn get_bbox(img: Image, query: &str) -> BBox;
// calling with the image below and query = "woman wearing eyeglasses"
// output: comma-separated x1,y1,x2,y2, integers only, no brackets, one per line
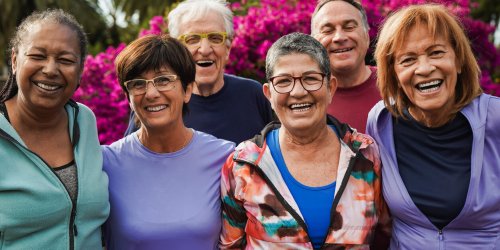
102,34,234,250
220,32,391,249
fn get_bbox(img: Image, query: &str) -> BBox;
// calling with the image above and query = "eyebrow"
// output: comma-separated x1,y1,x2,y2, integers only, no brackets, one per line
320,19,359,29
396,44,449,61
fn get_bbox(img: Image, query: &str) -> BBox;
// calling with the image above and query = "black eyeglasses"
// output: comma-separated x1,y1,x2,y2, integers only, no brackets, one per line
269,72,325,94
124,75,177,96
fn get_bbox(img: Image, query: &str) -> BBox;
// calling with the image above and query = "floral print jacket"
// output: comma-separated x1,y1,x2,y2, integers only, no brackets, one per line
220,116,391,249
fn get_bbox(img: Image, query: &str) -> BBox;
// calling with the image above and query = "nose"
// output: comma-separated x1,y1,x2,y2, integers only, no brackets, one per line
197,38,213,56
289,78,308,97
42,58,59,77
144,81,160,99
331,30,347,43
415,57,436,76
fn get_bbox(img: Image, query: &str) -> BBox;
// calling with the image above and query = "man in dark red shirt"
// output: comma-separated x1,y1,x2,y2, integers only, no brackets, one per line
311,0,380,133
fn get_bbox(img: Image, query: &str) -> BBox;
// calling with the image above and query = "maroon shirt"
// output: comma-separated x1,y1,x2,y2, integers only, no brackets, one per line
327,67,380,133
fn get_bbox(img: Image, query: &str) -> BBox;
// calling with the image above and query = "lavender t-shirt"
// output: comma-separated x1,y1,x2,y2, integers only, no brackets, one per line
102,130,234,250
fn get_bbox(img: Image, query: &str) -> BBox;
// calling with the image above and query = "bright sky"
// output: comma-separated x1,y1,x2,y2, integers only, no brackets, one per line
98,0,133,28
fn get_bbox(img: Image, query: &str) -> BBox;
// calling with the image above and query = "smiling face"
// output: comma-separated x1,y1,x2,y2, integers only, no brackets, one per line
312,1,369,74
264,53,336,134
394,25,460,121
11,21,82,111
178,12,230,95
130,68,192,131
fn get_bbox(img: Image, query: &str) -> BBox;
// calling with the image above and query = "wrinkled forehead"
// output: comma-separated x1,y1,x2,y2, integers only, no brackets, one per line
178,11,225,34
392,20,450,55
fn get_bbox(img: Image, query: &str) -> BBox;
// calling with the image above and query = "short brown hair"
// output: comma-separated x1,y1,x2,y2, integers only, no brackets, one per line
115,34,196,116
375,4,482,121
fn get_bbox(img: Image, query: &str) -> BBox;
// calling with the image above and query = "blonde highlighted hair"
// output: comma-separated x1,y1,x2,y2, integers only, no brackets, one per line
374,4,482,120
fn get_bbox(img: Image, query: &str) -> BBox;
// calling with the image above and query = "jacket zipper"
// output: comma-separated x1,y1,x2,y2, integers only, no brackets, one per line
438,229,444,250
235,156,355,248
0,130,78,250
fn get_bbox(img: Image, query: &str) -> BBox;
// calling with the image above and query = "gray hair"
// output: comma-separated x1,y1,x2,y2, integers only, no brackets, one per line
266,33,331,82
10,9,88,66
311,0,370,35
168,0,234,45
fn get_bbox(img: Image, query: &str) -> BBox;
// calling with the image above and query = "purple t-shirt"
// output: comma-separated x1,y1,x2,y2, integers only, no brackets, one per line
102,130,235,250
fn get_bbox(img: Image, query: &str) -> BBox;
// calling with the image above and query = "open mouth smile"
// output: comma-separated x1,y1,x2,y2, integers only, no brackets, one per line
289,103,313,112
145,105,167,112
332,47,353,53
34,81,62,91
416,80,443,93
196,60,214,67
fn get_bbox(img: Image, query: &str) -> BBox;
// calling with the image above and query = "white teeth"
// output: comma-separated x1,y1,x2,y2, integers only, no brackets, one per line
418,80,441,88
35,82,60,91
417,80,442,92
290,103,312,111
146,105,167,112
290,103,311,108
197,60,214,64
420,86,440,93
333,48,352,53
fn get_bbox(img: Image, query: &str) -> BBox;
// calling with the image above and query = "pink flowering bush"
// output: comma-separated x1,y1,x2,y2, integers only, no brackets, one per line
77,2,499,144
73,44,127,145
227,0,499,95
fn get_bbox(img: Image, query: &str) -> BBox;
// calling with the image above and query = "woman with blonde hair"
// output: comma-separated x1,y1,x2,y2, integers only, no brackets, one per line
367,4,500,249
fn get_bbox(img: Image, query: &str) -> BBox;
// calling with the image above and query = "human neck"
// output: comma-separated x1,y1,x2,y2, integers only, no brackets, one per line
408,106,454,128
138,123,193,153
280,124,333,149
333,65,371,89
6,97,67,132
193,79,224,97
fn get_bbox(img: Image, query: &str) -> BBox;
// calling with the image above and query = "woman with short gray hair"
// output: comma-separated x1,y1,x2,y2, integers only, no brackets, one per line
220,33,391,249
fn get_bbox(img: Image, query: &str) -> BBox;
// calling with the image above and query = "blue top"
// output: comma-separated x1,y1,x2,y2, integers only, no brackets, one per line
102,130,234,250
393,110,472,229
125,74,273,144
266,128,336,249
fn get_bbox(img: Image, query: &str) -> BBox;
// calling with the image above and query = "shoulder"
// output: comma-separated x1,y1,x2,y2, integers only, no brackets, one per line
231,138,265,165
461,94,500,128
102,134,134,157
224,74,263,91
367,101,389,126
193,130,235,153
344,131,382,170
101,134,137,171
72,102,97,123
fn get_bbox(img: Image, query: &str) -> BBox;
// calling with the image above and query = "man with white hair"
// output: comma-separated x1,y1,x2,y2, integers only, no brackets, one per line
125,0,273,144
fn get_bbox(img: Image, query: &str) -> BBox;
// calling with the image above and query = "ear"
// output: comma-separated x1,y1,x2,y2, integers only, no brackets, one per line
128,95,134,110
184,82,193,103
225,43,232,60
263,82,272,101
327,76,337,105
263,83,275,110
11,49,17,75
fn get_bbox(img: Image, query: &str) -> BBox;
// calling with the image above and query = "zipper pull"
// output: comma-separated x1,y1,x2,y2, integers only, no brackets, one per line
73,224,78,237
438,229,443,240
